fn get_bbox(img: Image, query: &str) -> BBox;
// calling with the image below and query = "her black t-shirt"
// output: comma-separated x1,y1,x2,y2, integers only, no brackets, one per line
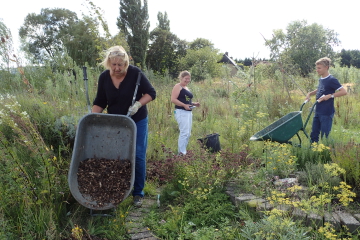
93,65,156,122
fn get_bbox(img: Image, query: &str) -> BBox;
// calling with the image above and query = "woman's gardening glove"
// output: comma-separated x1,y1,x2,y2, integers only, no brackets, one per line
128,101,142,115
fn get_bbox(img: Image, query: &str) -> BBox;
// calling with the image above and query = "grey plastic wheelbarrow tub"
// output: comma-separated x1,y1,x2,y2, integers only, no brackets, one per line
68,113,136,210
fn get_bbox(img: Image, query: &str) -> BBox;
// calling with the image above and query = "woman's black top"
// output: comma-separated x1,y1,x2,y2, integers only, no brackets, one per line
175,87,193,111
93,65,156,122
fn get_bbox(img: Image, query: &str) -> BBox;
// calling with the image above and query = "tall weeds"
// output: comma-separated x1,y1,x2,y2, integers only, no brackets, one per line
0,59,359,238
0,94,68,238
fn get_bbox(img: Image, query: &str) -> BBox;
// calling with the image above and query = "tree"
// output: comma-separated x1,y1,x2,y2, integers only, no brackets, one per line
178,46,222,82
0,20,16,89
243,58,252,67
156,12,170,31
350,50,360,68
339,49,351,68
146,29,185,76
264,20,340,76
105,32,130,53
339,49,360,68
62,16,101,67
117,0,150,68
189,38,214,50
0,20,13,70
146,11,187,76
175,38,221,81
19,8,78,64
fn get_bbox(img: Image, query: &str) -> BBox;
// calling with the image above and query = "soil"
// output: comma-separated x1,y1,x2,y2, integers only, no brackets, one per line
77,158,132,208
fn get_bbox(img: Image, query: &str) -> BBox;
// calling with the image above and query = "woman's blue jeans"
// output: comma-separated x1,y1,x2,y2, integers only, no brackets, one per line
310,113,334,143
133,116,148,197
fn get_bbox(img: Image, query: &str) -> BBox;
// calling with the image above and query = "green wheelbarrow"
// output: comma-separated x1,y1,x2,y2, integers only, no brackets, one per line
249,100,316,146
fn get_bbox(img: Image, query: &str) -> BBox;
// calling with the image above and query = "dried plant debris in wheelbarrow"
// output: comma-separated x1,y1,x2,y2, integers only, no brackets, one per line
77,158,131,208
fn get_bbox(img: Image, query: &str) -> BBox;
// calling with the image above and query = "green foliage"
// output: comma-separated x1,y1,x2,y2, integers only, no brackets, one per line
297,162,342,188
0,22,25,92
144,190,240,240
0,94,69,238
291,141,333,169
63,16,101,67
156,11,170,31
183,190,236,227
68,202,131,240
339,49,360,68
118,0,150,68
189,38,214,50
333,94,360,129
268,162,356,217
262,141,297,178
83,0,112,39
105,32,129,52
240,212,311,239
178,46,222,81
19,8,78,64
66,0,126,67
145,12,187,76
331,62,360,85
0,20,13,70
243,57,252,66
331,141,360,188
265,20,340,76
144,145,259,239
1,39,360,238
146,28,186,76
18,2,120,68
53,115,78,149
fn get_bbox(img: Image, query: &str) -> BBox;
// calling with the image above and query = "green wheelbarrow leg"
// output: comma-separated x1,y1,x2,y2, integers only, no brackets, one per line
295,132,302,147
301,128,310,140
89,208,115,217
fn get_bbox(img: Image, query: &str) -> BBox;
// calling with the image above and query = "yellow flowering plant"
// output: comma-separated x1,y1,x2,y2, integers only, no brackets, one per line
262,141,297,178
71,224,83,240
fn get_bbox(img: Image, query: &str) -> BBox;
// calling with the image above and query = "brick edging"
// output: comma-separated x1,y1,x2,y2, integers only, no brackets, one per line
225,182,360,234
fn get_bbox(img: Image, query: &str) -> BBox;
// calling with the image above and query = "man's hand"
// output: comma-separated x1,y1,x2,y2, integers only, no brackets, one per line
128,101,142,115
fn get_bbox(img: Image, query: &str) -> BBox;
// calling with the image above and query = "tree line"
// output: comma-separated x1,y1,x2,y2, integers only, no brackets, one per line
1,0,359,81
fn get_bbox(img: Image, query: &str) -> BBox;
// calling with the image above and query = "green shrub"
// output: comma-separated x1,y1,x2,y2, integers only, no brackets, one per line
240,212,311,240
331,141,360,188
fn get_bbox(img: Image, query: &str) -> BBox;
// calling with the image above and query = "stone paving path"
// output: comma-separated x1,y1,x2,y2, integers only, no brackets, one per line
225,180,360,234
125,192,160,240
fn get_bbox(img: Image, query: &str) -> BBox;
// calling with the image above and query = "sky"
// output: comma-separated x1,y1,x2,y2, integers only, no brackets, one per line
0,0,359,60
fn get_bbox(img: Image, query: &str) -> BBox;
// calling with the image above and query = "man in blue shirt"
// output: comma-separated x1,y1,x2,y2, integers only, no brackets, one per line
306,57,347,143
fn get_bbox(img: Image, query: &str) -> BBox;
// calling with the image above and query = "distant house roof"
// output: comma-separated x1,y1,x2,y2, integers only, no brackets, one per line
218,52,237,66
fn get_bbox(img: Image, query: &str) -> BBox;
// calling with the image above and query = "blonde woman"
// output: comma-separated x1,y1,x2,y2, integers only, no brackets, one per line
171,71,200,155
92,46,156,207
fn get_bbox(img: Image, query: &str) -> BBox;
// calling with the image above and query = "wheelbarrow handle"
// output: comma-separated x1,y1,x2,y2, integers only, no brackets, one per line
303,101,317,130
83,66,91,113
126,72,142,117
299,99,310,111
82,66,88,81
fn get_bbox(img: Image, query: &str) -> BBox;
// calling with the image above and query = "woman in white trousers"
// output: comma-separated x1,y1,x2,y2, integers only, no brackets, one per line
171,71,200,155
